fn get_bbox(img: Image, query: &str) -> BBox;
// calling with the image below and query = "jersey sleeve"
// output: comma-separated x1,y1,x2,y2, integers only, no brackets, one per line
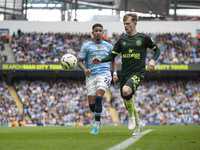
144,35,157,49
101,39,121,63
111,38,121,55
144,35,161,61
78,44,87,60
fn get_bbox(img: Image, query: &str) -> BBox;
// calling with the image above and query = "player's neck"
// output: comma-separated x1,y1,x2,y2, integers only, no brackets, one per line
93,39,102,44
128,30,137,36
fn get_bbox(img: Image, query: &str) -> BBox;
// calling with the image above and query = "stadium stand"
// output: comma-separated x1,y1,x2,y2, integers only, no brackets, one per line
10,32,91,63
10,32,200,64
2,76,199,126
14,79,112,126
151,33,200,64
110,80,200,125
0,78,27,126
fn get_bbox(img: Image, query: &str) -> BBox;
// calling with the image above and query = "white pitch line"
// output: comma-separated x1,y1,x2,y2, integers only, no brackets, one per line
107,129,153,150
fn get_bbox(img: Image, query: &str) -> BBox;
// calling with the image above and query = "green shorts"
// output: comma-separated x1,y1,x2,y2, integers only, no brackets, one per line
120,73,145,95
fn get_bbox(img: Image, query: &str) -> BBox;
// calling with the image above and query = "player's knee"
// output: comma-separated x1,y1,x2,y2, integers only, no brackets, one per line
122,86,132,96
96,89,105,96
122,86,134,100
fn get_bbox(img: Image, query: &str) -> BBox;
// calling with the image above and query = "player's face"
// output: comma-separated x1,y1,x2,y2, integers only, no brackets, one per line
123,17,136,36
92,27,103,43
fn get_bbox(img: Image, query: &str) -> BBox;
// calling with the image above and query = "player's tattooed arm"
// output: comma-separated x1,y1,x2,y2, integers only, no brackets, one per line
78,59,92,76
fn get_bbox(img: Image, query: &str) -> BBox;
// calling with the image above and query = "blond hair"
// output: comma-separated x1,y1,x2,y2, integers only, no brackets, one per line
123,13,138,22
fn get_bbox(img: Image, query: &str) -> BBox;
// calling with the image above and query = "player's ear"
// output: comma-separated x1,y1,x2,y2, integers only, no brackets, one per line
134,21,137,26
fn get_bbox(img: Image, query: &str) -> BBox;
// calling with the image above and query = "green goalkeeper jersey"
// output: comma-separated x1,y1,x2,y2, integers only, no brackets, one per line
101,33,161,76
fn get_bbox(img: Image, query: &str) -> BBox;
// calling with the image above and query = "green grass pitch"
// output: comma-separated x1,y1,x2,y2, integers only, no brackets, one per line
0,125,199,150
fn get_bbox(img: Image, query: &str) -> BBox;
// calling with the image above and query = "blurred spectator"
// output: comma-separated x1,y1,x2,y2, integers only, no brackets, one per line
0,38,8,63
6,32,10,43
12,119,18,127
19,119,26,126
17,29,21,37
197,31,200,42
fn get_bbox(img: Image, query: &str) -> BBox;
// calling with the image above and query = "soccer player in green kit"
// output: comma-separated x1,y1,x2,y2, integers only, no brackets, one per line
92,13,161,135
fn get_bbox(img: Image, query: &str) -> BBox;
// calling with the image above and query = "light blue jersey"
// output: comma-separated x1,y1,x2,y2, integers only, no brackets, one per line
79,40,113,77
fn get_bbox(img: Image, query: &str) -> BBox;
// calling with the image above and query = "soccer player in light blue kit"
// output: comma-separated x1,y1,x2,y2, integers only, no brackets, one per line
78,23,118,134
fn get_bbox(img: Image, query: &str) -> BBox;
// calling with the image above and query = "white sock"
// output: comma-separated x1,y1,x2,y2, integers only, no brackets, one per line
94,121,100,128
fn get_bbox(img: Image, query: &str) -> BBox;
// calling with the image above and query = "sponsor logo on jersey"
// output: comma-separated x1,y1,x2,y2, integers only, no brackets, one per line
122,53,140,59
91,51,108,56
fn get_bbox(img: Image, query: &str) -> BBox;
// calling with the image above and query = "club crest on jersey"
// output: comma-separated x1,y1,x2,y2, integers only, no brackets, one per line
123,42,126,45
97,46,101,50
136,40,142,46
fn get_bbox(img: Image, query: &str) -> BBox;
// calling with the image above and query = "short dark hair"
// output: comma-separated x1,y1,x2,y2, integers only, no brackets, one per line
92,23,103,30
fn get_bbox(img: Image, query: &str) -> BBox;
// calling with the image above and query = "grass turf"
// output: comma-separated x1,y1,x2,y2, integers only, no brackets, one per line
0,125,199,150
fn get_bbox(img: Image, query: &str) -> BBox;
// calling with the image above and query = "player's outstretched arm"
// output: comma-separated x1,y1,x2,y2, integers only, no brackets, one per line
92,52,117,64
91,57,101,64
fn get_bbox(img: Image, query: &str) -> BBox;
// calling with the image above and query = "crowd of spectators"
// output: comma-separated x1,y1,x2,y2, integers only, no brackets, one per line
10,31,200,64
14,79,112,126
1,78,199,126
150,33,200,64
0,78,24,126
10,32,91,63
110,79,200,125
